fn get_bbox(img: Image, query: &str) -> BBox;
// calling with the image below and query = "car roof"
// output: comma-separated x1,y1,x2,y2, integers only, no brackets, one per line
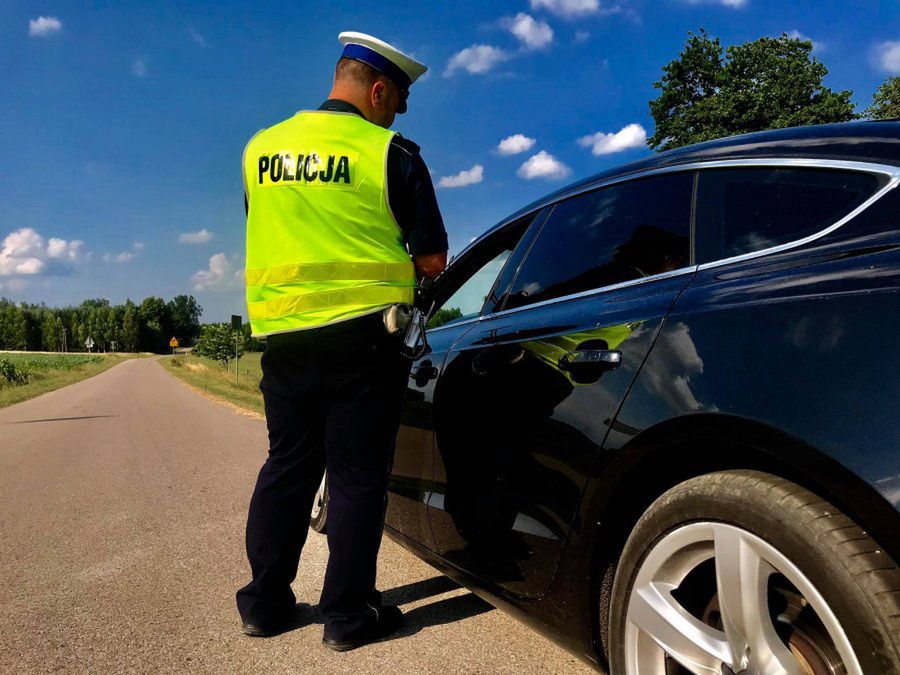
453,121,900,264
516,121,900,217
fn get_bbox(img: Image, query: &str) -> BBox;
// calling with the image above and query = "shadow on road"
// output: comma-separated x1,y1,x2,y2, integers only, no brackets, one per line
275,576,493,644
6,415,118,424
381,575,494,640
382,575,460,605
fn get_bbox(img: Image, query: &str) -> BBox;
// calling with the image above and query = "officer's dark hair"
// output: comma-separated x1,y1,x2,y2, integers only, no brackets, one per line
334,57,387,89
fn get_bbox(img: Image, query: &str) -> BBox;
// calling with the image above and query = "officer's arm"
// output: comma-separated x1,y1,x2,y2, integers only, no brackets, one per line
387,137,449,280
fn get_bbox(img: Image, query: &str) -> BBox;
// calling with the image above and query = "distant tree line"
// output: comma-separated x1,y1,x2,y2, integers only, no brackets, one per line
0,295,202,353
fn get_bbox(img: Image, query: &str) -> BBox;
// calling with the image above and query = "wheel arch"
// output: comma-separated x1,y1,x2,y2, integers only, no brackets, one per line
583,412,900,662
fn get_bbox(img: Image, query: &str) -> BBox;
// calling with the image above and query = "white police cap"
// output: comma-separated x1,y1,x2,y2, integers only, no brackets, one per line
338,32,427,93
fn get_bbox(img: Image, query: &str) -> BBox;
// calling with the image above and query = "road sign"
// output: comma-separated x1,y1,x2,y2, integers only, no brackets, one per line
231,315,242,331
85,337,94,352
169,337,179,348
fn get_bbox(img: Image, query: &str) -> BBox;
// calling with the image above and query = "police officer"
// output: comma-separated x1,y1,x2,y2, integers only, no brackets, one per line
236,32,448,651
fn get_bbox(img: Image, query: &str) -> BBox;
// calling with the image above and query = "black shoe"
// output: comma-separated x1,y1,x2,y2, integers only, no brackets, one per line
240,605,301,638
322,605,404,652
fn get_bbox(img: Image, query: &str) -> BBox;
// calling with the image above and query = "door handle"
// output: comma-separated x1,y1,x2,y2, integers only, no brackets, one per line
558,349,622,372
410,362,438,385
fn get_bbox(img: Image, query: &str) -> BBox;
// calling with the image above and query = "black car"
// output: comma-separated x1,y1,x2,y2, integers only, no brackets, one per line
315,121,900,674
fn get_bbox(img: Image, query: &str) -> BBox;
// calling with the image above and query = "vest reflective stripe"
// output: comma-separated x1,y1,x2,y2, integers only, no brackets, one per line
244,111,416,337
247,283,413,322
245,260,414,287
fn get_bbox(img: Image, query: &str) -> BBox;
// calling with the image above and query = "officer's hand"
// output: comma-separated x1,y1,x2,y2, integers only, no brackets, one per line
413,252,447,280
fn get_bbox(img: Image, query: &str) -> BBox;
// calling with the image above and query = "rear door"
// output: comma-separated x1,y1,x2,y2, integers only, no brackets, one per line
427,171,697,597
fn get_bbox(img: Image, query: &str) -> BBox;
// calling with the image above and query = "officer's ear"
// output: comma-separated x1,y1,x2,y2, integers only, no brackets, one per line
371,80,388,109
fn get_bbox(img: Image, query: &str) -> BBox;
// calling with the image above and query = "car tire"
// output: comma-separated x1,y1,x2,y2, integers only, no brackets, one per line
608,469,900,674
310,473,328,534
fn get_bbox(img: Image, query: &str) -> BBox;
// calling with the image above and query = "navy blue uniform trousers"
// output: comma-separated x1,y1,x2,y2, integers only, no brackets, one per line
236,311,410,640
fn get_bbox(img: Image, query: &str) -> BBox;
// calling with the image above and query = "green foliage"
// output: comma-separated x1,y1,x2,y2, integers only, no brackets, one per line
194,323,244,367
0,299,28,350
241,322,264,352
866,77,900,120
427,306,463,329
0,295,202,354
121,308,139,352
0,358,29,385
168,294,203,345
138,296,172,353
649,30,857,152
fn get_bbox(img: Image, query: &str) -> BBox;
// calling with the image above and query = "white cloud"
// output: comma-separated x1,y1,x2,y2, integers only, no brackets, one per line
103,251,136,264
29,16,62,38
578,123,647,155
875,41,900,74
786,29,824,52
683,0,747,6
191,253,242,291
517,151,571,180
132,57,148,78
437,165,484,188
497,134,537,155
574,30,590,44
444,45,511,76
505,13,554,51
0,228,84,276
530,0,600,18
133,241,145,250
189,27,207,47
179,228,213,244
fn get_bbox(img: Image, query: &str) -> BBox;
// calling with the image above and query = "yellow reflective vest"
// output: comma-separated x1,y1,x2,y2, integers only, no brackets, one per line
243,110,416,337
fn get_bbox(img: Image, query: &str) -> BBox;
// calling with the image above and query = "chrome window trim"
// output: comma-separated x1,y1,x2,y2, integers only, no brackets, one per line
482,265,699,322
426,314,482,334
428,157,900,332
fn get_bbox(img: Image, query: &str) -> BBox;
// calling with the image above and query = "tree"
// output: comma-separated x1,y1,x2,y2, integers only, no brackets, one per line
194,323,243,367
168,295,202,345
138,296,172,353
866,77,900,120
241,322,264,352
40,310,59,351
427,307,463,329
649,30,856,152
121,308,139,352
0,300,29,350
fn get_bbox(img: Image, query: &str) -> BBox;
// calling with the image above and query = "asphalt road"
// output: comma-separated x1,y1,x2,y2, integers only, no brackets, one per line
0,358,592,674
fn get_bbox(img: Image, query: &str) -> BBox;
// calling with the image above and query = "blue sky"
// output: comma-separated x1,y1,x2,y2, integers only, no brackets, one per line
1,0,898,321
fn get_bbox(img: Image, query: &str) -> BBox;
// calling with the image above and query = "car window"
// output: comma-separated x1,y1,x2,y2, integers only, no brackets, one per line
428,214,539,329
695,167,881,263
502,172,693,311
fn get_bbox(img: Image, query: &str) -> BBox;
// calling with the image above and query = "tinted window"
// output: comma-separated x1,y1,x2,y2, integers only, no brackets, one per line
503,172,692,310
481,209,548,314
695,168,881,263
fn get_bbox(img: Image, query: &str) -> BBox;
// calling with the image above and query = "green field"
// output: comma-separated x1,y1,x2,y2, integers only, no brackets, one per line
0,352,135,408
161,352,264,415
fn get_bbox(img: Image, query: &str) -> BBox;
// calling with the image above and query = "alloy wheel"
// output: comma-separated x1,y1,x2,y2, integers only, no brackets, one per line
623,522,861,675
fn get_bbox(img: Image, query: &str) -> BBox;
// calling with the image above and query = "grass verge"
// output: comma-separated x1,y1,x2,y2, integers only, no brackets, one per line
0,352,137,408
160,353,264,415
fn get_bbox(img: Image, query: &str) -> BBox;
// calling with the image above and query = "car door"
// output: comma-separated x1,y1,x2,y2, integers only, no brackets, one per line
427,171,697,598
385,210,547,549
